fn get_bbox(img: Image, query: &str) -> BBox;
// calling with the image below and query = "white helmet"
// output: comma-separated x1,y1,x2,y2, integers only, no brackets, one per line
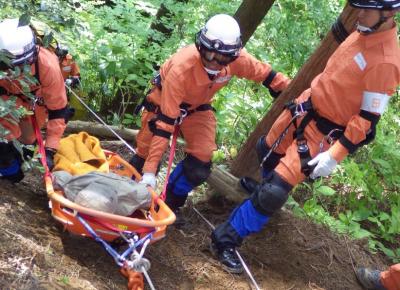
0,18,36,67
196,14,242,57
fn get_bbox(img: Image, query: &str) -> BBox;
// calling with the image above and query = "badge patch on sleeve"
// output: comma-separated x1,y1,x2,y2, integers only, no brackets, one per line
361,91,390,114
354,52,367,71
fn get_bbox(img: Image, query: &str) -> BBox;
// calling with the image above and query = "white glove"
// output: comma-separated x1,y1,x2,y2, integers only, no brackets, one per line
139,172,157,188
307,151,337,179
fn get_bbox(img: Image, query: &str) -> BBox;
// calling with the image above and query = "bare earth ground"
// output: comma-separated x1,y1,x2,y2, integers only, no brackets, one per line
0,145,391,290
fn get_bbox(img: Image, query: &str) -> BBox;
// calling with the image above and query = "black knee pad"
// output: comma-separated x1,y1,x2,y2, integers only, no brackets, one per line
256,136,284,172
0,142,24,183
250,171,292,216
182,154,212,187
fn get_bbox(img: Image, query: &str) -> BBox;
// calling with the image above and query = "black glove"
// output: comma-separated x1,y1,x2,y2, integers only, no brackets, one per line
45,148,56,171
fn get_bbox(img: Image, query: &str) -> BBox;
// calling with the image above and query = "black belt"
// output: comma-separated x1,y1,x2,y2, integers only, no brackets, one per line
286,98,345,176
143,99,215,117
147,101,215,139
185,103,215,116
286,99,345,139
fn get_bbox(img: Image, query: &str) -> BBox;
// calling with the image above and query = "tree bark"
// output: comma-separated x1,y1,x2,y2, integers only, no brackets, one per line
234,0,276,46
230,4,358,180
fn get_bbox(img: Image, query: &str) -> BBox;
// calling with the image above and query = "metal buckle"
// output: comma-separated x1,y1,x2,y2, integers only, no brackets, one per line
175,108,188,125
326,129,342,144
297,140,309,153
295,103,306,117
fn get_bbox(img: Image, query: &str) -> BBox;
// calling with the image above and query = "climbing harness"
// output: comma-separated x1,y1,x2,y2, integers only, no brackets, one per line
193,207,262,290
260,98,345,176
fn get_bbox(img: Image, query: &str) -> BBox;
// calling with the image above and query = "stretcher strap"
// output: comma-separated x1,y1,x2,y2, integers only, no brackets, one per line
31,115,52,179
80,213,155,235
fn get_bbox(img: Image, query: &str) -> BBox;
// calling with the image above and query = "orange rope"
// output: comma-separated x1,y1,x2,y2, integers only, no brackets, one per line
120,267,144,290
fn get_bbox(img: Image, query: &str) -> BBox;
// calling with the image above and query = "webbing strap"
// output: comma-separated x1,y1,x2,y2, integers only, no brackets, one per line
294,113,315,176
30,114,52,179
158,125,180,202
186,103,215,115
331,18,349,44
80,213,155,235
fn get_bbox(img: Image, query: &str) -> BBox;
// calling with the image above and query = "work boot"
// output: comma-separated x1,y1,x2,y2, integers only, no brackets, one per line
239,176,259,195
356,267,387,290
165,191,188,228
171,208,188,229
210,241,243,274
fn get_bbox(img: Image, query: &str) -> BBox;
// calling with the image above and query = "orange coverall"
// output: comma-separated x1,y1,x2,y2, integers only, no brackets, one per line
265,25,400,186
137,44,290,174
381,264,400,290
0,47,68,150
60,53,80,80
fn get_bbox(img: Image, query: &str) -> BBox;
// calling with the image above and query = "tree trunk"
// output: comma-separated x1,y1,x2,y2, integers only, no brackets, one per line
234,0,276,46
230,4,358,180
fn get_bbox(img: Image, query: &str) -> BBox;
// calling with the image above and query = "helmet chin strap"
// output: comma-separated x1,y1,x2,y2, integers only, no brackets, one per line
203,66,221,75
357,11,388,34
356,23,375,33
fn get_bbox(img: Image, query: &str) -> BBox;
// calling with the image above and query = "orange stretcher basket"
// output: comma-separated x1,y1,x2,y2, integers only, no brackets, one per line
45,150,176,242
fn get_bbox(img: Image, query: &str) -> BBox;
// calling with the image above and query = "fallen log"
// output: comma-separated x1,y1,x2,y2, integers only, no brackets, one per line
66,120,138,143
206,166,248,203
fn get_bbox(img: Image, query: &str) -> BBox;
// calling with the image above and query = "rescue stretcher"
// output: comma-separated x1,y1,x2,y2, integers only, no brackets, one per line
44,149,176,290
30,82,179,289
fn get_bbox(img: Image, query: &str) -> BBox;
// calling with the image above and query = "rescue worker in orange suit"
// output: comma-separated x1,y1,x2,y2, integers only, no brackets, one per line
129,14,290,217
57,46,81,87
0,18,70,182
211,0,400,274
357,264,400,290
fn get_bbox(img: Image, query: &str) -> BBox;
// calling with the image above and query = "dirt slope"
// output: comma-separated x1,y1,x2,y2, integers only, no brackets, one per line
0,168,390,290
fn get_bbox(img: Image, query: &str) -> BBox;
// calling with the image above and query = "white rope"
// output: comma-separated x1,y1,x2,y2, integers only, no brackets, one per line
192,207,262,290
65,84,136,154
125,236,156,290
142,265,156,290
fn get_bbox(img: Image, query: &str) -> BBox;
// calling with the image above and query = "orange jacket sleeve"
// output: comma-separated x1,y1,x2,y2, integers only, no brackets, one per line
71,60,80,77
143,71,184,173
329,63,399,161
230,49,290,93
39,49,68,150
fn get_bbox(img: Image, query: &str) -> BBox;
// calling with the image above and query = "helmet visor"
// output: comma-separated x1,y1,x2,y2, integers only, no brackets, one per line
198,30,242,56
200,47,237,66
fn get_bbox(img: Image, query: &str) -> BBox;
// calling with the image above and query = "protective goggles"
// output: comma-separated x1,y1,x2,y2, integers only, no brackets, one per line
199,47,237,66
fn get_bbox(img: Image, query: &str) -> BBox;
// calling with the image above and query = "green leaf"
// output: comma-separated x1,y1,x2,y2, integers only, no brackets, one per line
42,32,54,48
352,208,372,221
352,228,373,239
18,14,31,27
316,185,336,196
